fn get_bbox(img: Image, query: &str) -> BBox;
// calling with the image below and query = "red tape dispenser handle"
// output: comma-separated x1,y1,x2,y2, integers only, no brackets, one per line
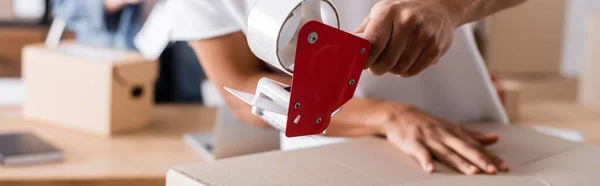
285,21,371,137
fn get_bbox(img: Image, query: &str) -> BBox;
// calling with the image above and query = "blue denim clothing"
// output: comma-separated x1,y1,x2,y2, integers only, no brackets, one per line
51,0,205,103
51,0,141,50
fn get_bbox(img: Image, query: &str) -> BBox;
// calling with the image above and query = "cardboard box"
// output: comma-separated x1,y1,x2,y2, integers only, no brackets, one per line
499,74,578,103
579,12,600,108
483,0,567,74
516,101,600,145
499,80,522,121
22,43,158,136
167,123,600,186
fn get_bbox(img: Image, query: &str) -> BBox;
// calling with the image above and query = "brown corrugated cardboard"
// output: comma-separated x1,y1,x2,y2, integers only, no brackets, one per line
484,0,566,74
516,101,600,145
166,123,599,186
499,80,522,121
510,144,600,186
0,0,14,21
22,43,157,136
401,176,547,186
579,12,600,108
499,74,578,103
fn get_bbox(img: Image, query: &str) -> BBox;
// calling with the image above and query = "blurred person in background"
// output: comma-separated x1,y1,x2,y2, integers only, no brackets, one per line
171,0,527,175
51,0,205,103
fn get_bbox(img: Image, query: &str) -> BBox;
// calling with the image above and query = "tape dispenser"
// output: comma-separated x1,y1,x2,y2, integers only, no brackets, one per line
225,0,371,137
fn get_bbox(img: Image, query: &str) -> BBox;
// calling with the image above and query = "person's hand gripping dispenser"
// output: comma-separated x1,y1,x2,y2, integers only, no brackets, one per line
225,0,370,137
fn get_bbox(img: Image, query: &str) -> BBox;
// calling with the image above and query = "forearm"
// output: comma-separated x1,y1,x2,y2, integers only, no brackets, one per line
190,33,293,127
443,0,529,26
325,98,388,137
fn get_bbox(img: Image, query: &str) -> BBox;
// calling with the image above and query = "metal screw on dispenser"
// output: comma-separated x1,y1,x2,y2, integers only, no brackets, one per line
308,32,318,44
316,117,322,124
360,48,366,54
294,102,300,109
349,79,355,85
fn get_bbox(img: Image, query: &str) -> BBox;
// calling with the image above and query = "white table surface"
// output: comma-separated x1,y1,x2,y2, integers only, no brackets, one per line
0,78,24,106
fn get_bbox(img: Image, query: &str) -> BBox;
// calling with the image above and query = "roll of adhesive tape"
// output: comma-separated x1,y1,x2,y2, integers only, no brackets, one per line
247,0,340,75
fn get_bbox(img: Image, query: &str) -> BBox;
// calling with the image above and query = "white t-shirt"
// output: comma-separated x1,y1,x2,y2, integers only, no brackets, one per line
170,0,378,40
170,0,507,150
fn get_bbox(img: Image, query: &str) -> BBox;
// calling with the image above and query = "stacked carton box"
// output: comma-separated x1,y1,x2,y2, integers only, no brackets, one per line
482,0,578,108
498,74,578,103
579,12,600,108
499,79,522,121
483,0,567,74
167,124,600,186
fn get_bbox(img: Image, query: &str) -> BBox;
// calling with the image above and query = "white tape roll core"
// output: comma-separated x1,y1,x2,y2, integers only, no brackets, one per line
247,0,340,75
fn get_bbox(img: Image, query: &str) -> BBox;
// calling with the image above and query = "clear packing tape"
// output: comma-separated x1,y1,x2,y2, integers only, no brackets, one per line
247,0,340,74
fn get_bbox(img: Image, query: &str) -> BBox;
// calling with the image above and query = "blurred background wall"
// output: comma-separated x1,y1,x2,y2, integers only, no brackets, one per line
0,0,52,78
562,0,600,76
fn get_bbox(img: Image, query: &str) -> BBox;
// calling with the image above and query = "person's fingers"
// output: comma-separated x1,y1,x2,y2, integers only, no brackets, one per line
389,28,428,76
482,148,509,172
463,127,500,145
458,134,481,148
404,21,448,76
447,126,509,172
368,21,410,76
392,140,435,173
434,119,486,146
443,124,484,147
362,14,393,70
440,131,498,174
424,139,478,175
403,41,440,77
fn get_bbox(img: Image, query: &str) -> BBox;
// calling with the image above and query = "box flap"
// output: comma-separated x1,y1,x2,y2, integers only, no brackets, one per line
52,43,134,62
29,42,150,61
167,124,592,186
308,138,442,182
25,43,150,64
113,61,158,85
171,147,387,186
465,124,582,167
510,144,600,185
401,175,548,186
27,42,159,84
